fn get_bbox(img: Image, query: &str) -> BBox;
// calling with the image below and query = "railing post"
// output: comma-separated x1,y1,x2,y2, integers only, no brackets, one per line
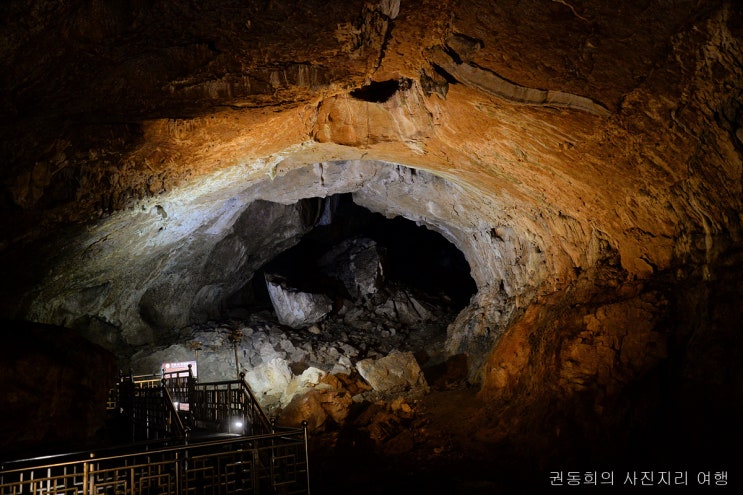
239,371,248,435
161,377,168,439
85,453,95,495
187,364,194,411
83,457,89,494
269,416,277,491
302,420,311,495
175,450,181,495
252,448,261,495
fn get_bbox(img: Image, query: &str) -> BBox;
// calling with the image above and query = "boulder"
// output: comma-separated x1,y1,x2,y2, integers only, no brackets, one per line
279,383,353,430
243,357,293,406
281,366,327,407
374,289,435,325
265,274,333,329
279,391,328,431
318,237,385,300
356,349,429,395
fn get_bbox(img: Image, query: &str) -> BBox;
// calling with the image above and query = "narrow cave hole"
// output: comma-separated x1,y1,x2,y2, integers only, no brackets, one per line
349,79,403,103
233,192,476,367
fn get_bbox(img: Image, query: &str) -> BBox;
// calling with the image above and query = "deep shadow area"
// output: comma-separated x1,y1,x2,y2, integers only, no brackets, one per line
350,79,405,103
243,193,477,311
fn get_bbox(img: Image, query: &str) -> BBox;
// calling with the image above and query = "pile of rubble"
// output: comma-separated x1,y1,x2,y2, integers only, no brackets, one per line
129,237,467,432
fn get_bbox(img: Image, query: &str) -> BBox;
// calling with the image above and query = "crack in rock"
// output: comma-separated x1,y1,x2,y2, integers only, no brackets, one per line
428,46,611,117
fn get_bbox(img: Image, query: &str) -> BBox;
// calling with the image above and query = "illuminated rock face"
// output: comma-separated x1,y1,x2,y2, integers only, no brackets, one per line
265,274,334,329
12,161,551,378
0,0,742,475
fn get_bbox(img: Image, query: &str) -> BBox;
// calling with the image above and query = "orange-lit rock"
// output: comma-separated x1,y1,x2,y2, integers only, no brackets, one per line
1,0,742,489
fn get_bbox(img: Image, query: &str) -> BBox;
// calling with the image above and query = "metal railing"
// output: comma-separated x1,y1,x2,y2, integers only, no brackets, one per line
115,368,272,440
107,372,162,411
0,425,310,495
190,373,272,436
117,373,186,442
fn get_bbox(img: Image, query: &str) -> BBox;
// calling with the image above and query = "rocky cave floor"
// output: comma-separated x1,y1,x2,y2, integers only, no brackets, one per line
128,283,527,492
180,311,516,494
123,231,543,493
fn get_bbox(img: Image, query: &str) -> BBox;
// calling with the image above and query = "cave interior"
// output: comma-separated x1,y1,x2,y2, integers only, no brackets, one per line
1,0,742,493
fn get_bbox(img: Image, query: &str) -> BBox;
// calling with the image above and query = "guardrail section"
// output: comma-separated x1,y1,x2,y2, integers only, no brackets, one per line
0,427,310,495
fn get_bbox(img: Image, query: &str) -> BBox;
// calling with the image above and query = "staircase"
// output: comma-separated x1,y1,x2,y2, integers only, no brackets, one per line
0,369,310,495
117,367,273,442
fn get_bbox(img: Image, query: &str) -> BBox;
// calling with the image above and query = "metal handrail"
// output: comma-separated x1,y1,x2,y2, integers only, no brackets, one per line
0,426,310,495
161,383,186,438
189,372,272,435
116,368,273,440
2,427,305,470
3,367,311,495
121,376,187,441
240,373,272,432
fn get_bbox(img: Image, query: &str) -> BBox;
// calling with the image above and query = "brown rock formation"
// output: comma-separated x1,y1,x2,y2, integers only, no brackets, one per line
1,0,741,489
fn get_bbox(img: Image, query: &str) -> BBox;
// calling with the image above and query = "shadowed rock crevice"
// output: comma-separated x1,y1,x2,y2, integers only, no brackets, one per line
350,79,407,103
427,46,612,116
245,192,476,310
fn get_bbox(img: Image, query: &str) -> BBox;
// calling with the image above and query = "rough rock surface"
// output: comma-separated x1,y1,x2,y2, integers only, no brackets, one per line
265,274,333,329
128,279,451,411
356,350,429,395
0,0,742,487
318,237,384,300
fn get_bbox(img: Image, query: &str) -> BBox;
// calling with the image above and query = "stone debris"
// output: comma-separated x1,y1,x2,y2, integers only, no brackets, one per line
129,282,452,411
128,232,460,416
307,324,322,334
279,386,354,431
243,357,292,402
264,273,333,329
356,349,429,395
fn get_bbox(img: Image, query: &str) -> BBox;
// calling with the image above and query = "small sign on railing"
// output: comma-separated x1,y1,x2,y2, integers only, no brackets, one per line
162,360,198,377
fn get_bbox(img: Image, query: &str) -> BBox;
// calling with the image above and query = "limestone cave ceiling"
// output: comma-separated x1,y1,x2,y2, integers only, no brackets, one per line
1,0,743,457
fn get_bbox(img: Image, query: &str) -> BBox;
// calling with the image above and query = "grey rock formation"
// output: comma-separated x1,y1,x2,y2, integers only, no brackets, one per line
374,289,436,325
265,274,333,329
318,237,385,300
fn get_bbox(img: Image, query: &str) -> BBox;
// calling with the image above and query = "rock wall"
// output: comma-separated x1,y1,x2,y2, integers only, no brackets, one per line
10,161,555,371
0,0,741,470
478,244,743,466
0,321,116,457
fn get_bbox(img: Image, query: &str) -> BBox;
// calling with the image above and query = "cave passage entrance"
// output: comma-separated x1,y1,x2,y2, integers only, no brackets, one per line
235,192,477,365
252,193,474,308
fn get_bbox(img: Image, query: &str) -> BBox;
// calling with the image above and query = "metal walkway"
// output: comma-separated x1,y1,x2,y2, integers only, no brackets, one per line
0,368,310,494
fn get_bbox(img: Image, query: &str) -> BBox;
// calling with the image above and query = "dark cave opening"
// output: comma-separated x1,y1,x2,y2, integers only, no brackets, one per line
213,192,480,381
244,192,477,314
349,79,405,103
